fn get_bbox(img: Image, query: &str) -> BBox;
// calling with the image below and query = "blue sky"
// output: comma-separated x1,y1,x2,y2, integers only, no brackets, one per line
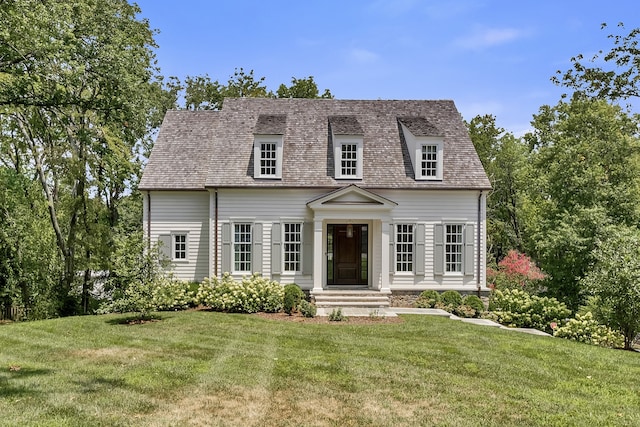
134,0,639,135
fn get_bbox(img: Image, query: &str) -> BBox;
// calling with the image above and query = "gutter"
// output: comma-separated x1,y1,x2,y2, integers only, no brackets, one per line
477,191,482,296
146,191,151,251
214,188,219,277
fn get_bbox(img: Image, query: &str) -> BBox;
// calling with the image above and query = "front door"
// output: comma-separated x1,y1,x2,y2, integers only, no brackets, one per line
327,224,368,286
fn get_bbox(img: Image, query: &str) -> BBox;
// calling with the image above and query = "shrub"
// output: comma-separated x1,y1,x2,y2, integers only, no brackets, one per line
299,300,317,318
486,288,571,333
553,311,624,348
453,304,478,318
283,283,305,315
197,273,284,313
415,290,440,308
153,278,198,311
440,290,463,308
487,250,546,294
328,308,346,322
463,295,485,314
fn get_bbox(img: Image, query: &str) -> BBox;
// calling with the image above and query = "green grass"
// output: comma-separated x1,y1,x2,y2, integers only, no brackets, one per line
1,312,639,426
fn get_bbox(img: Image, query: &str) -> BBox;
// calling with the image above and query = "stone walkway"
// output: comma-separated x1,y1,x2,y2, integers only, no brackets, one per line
331,307,552,337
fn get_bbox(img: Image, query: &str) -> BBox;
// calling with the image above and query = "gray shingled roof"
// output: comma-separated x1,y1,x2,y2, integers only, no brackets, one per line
139,98,491,190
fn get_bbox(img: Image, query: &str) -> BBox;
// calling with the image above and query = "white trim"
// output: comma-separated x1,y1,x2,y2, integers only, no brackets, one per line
333,135,363,179
253,135,283,179
171,231,189,262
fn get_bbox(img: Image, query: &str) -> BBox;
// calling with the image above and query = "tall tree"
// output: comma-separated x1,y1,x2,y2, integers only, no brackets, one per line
0,0,161,314
525,97,640,308
467,115,532,262
553,23,640,101
276,76,333,99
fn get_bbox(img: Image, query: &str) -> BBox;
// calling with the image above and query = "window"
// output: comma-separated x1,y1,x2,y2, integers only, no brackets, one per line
283,223,302,272
333,136,363,179
234,223,252,272
253,136,283,179
445,224,463,273
341,144,358,176
260,142,277,176
396,224,414,272
421,144,438,177
173,234,187,260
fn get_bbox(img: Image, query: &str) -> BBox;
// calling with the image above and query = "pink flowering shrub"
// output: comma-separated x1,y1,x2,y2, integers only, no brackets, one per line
487,250,546,294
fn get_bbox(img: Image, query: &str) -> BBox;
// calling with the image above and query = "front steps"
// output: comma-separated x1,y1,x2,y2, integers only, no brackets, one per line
311,289,393,317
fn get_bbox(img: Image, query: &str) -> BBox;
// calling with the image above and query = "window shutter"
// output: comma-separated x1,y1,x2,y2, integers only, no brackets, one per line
389,223,395,273
415,224,425,276
434,224,444,275
464,224,475,276
302,222,313,275
271,223,282,275
253,223,263,274
158,235,172,261
221,223,232,274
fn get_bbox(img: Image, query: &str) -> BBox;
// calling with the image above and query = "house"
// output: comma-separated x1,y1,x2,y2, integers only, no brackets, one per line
138,98,491,310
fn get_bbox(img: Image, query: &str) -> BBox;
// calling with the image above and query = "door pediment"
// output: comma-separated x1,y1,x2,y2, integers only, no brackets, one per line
307,184,397,212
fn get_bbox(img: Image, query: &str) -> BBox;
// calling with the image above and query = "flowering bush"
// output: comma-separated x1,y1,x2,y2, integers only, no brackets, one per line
486,288,570,333
153,279,198,311
197,273,283,313
487,250,546,294
553,312,624,348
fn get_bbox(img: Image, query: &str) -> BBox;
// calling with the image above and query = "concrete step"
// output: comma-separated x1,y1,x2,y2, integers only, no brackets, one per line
312,290,391,311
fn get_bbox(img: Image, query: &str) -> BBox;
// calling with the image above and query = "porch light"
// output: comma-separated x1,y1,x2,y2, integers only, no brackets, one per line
347,224,353,238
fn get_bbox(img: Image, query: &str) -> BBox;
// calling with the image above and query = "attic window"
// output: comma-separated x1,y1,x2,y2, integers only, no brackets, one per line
329,116,363,180
253,135,283,179
399,118,444,181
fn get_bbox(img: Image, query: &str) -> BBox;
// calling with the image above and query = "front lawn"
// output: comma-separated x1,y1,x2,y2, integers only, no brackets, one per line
0,311,638,426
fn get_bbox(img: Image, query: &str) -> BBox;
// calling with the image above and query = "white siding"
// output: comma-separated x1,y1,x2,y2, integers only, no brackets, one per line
147,191,210,282
148,187,487,291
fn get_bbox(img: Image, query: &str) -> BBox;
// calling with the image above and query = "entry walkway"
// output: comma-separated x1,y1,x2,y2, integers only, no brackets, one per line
333,307,552,337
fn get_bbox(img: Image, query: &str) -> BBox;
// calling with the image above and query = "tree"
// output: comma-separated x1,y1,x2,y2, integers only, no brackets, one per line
525,97,640,308
0,0,161,314
582,225,640,349
276,76,333,99
467,115,532,261
553,23,640,101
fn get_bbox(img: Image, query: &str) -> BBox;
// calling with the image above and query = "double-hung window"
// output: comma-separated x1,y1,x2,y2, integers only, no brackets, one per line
341,144,358,177
333,136,363,179
253,136,283,179
283,223,302,272
421,144,438,178
395,224,414,272
445,224,463,273
234,223,252,272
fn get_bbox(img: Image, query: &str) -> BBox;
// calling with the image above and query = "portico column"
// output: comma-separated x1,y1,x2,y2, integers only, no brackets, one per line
312,219,324,294
380,219,391,292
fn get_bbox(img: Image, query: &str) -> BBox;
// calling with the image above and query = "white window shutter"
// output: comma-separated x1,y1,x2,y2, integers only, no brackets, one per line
389,224,395,273
158,235,171,261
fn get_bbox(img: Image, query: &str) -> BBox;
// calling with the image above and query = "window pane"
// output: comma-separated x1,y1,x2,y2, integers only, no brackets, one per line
260,142,277,176
421,145,437,177
173,234,187,259
445,224,463,272
283,223,301,272
396,224,413,272
341,144,357,176
234,223,252,271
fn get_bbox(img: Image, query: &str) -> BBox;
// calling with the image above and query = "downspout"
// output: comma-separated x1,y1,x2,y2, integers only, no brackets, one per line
146,191,151,251
214,188,219,277
477,190,482,297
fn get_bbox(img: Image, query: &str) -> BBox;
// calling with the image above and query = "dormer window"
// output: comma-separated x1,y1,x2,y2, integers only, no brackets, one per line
329,116,364,180
254,136,283,179
399,118,444,181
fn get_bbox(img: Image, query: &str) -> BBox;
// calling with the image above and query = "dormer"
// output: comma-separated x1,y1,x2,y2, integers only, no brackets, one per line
399,117,444,181
329,116,363,180
253,114,286,179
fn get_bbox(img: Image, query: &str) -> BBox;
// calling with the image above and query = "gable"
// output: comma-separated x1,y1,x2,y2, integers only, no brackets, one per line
307,185,397,211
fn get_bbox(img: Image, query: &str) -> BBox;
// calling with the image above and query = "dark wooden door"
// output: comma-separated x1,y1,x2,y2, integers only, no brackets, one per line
332,225,367,286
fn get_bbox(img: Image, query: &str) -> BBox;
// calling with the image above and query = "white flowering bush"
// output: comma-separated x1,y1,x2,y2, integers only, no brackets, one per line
553,312,624,348
197,273,283,313
152,278,198,311
486,288,571,333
